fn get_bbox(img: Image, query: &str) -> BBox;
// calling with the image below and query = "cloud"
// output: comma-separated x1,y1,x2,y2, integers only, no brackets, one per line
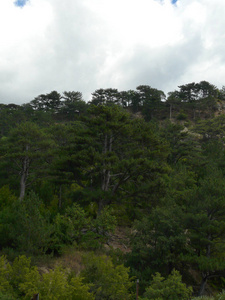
0,0,225,104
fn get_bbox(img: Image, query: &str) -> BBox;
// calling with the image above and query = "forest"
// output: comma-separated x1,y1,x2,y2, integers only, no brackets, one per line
1,81,225,299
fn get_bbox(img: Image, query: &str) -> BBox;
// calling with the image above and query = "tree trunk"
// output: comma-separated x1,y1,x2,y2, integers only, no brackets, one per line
19,171,26,201
19,149,30,201
98,198,104,216
199,240,211,296
169,104,172,120
58,185,62,209
99,133,113,213
199,274,208,296
101,133,112,191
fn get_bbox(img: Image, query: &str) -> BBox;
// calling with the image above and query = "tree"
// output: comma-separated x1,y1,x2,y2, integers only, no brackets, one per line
82,253,133,299
68,276,95,300
50,203,91,252
62,91,83,103
193,115,225,142
47,120,88,208
136,85,165,120
160,120,203,168
172,81,218,120
89,88,120,106
0,256,13,296
0,185,17,210
23,266,95,300
0,192,52,254
117,90,133,108
184,167,225,296
127,204,187,287
54,104,169,212
218,86,225,101
59,91,87,120
120,90,141,112
142,269,192,300
30,91,62,112
1,122,54,200
0,255,95,300
166,91,182,120
196,81,218,118
178,82,198,102
196,81,218,99
0,103,29,137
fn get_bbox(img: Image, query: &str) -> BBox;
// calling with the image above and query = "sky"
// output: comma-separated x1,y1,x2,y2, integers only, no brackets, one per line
0,0,225,104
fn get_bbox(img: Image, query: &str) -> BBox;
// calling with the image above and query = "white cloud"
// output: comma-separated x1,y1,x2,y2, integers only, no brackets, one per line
0,0,225,104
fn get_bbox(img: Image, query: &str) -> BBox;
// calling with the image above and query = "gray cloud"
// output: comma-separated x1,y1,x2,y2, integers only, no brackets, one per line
0,0,225,104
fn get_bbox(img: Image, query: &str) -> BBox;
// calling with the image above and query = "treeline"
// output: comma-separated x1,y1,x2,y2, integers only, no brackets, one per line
1,80,225,134
1,81,225,299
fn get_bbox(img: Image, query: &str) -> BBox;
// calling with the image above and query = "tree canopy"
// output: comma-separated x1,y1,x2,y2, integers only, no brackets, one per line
1,81,225,299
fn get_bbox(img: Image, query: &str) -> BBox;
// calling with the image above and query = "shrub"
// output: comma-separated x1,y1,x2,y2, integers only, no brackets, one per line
93,206,117,236
0,191,52,254
0,185,16,209
16,192,52,254
176,112,188,120
50,203,91,253
82,253,133,299
0,255,95,300
0,255,12,294
142,269,193,300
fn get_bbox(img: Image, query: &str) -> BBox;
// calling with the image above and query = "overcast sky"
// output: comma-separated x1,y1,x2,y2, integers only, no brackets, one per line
1,0,225,104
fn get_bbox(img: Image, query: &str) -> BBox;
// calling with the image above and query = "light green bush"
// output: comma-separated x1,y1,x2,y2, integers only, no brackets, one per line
142,269,193,300
0,255,12,294
0,255,95,300
82,253,133,299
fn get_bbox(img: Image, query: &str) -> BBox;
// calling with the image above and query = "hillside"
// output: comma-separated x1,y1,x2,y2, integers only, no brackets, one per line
1,81,225,299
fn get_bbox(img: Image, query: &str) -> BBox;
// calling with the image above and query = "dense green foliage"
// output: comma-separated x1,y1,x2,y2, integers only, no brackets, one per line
141,269,193,300
0,255,95,299
1,81,225,298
